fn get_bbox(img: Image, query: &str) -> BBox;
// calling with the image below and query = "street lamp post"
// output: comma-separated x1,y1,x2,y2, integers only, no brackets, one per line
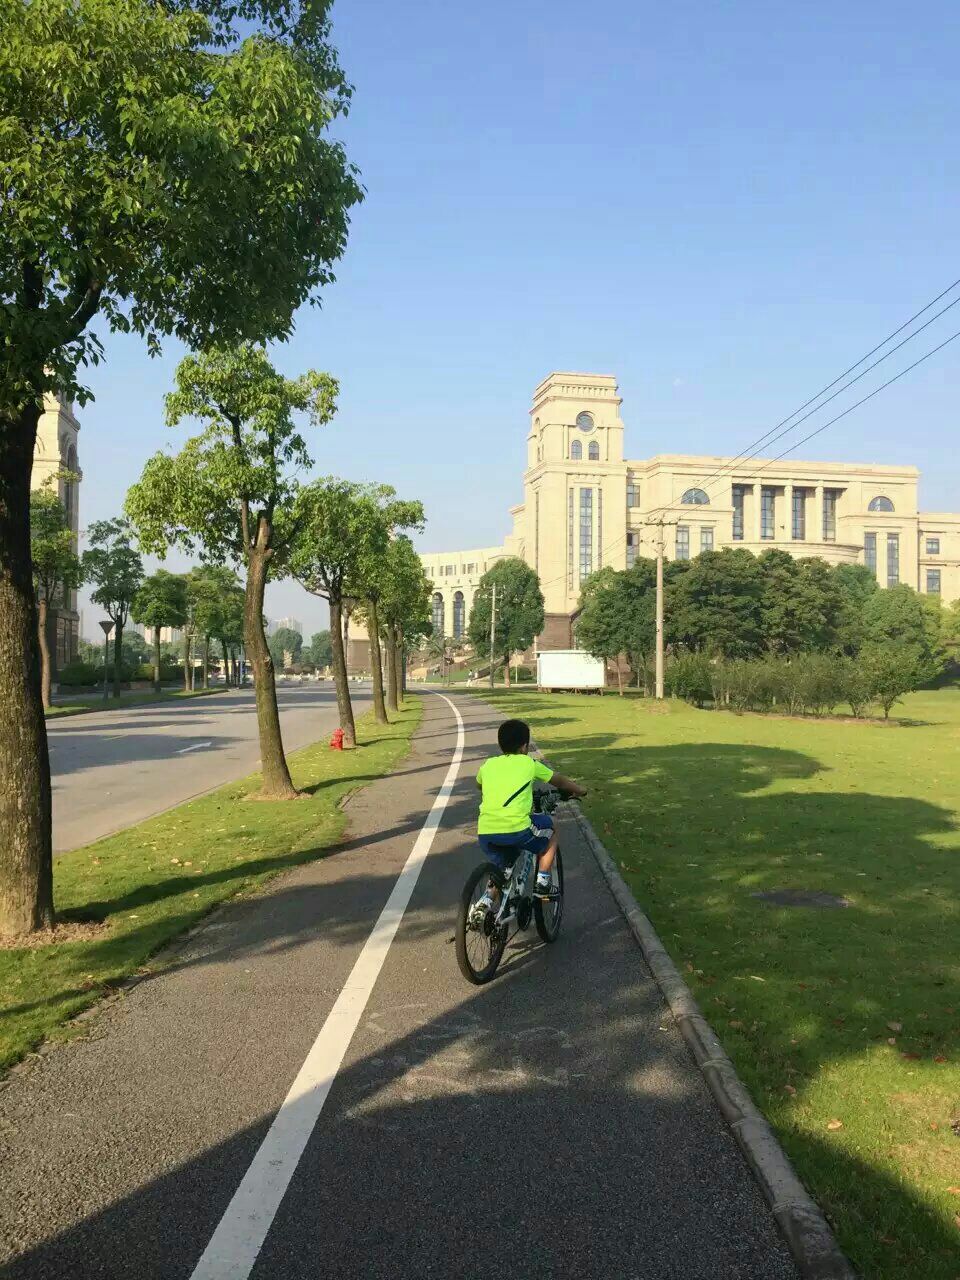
99,619,115,702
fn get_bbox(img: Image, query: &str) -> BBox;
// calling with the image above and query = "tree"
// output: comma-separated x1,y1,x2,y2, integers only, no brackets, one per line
832,563,879,654
131,570,188,692
269,626,303,672
0,0,361,935
352,492,425,722
378,536,432,711
82,519,144,698
863,584,942,680
127,345,338,797
426,634,455,684
30,474,83,708
757,552,843,655
668,548,764,658
468,558,544,686
304,631,333,670
187,565,242,688
575,568,625,692
288,480,390,747
861,643,925,719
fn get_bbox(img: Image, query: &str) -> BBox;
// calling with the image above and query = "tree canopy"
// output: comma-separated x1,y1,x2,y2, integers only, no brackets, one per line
468,558,545,677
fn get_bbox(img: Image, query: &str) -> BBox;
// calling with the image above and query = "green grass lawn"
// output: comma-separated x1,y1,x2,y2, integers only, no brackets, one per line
46,687,227,718
481,686,960,1280
1,700,422,1073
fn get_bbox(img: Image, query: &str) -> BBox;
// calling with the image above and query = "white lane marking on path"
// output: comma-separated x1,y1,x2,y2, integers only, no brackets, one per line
189,693,465,1280
177,741,213,754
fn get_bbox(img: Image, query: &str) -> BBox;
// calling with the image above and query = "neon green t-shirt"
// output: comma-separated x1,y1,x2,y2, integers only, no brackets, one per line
476,754,554,835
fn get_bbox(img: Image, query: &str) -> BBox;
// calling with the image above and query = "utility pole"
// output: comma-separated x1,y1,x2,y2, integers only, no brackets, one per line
642,516,678,701
488,582,497,690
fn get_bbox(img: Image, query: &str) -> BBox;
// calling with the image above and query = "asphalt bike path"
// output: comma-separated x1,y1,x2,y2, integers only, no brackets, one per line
47,683,371,851
0,693,797,1279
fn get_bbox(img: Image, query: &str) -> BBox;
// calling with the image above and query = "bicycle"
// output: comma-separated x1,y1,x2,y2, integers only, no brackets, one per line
455,784,567,985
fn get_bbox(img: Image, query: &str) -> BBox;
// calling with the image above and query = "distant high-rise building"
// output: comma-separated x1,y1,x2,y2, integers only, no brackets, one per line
274,616,303,636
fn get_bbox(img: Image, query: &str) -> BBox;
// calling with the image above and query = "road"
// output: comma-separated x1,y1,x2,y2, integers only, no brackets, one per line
47,683,371,851
1,693,797,1278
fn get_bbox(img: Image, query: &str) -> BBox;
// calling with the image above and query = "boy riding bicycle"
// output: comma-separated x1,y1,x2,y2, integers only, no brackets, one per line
476,718,587,904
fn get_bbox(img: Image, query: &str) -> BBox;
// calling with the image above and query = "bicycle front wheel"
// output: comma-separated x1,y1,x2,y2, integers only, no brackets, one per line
534,847,564,943
456,862,509,985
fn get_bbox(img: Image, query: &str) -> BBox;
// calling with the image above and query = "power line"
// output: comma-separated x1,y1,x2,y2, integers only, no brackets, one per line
643,274,960,518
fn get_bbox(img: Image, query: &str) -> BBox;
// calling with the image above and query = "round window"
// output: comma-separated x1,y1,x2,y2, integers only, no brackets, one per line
575,411,594,432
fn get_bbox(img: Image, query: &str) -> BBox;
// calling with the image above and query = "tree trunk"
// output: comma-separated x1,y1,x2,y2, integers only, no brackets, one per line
203,634,210,689
37,596,52,710
367,597,388,723
385,625,399,712
113,623,123,697
616,659,623,696
503,656,510,688
182,633,191,691
0,402,54,936
328,596,357,748
394,627,404,703
244,546,297,797
152,626,162,693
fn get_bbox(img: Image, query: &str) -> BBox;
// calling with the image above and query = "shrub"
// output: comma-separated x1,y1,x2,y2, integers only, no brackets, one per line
837,656,873,717
57,662,100,687
665,653,713,706
861,643,924,719
795,652,845,716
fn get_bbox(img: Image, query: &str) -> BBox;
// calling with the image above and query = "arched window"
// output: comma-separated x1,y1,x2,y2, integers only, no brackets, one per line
588,441,600,461
571,439,582,460
452,591,465,639
868,495,894,512
681,488,710,505
575,411,594,431
431,592,444,636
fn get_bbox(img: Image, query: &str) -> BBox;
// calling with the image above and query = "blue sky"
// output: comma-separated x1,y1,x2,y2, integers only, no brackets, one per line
76,0,960,638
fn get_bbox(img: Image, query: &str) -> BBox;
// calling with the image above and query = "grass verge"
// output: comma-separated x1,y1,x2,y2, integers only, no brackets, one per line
1,699,422,1073
480,686,960,1280
46,687,227,719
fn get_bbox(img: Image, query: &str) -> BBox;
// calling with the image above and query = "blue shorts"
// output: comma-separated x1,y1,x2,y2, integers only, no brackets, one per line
478,812,553,869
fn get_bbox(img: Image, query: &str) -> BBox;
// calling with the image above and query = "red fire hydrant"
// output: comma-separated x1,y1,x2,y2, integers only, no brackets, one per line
329,727,344,750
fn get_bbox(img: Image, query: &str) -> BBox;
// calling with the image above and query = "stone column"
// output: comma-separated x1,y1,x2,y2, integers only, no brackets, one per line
815,482,825,543
784,482,794,541
752,481,762,543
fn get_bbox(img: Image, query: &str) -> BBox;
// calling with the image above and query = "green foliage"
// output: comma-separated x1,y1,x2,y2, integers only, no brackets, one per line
288,478,390,603
664,653,713,706
757,550,845,655
82,518,144,629
303,631,333,668
131,569,188,635
860,643,926,718
56,662,100,688
268,626,303,669
575,568,625,664
127,345,338,569
468,557,545,666
30,474,82,605
0,0,361,418
378,536,431,646
832,563,880,653
863,584,943,682
667,548,765,658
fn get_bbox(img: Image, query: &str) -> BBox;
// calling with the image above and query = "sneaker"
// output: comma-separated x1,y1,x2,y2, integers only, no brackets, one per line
534,874,560,900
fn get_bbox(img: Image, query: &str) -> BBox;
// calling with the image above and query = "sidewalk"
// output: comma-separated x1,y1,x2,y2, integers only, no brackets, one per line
0,693,797,1279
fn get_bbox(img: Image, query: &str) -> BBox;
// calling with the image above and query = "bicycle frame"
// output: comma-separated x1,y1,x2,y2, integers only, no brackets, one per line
492,847,536,928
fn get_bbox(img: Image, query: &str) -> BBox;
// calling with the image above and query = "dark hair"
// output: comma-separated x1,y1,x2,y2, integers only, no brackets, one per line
498,719,530,754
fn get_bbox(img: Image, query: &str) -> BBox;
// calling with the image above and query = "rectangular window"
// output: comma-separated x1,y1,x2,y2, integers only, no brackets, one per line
567,489,574,591
886,533,899,587
445,564,455,576
864,531,877,576
676,525,690,560
761,487,775,540
534,492,539,573
579,488,593,582
700,526,714,554
926,569,941,595
823,489,839,542
597,488,603,568
926,537,940,555
626,479,639,507
732,485,745,541
626,531,638,567
792,488,806,540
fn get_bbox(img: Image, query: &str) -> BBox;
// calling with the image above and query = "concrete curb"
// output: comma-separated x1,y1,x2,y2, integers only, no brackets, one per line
568,804,857,1280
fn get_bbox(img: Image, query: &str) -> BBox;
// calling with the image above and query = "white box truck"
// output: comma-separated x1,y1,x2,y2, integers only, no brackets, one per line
537,649,606,691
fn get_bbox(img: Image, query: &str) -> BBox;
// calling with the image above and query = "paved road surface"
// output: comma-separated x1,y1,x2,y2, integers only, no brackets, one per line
1,693,797,1279
47,684,370,851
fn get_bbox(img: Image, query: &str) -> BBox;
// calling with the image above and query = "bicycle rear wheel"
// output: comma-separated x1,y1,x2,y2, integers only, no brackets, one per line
456,862,509,985
534,847,564,943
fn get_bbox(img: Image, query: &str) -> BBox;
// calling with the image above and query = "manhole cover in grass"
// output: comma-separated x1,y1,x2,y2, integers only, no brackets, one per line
751,889,850,909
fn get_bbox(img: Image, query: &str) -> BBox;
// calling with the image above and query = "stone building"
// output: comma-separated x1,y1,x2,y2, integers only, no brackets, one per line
419,371,960,653
31,393,82,673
